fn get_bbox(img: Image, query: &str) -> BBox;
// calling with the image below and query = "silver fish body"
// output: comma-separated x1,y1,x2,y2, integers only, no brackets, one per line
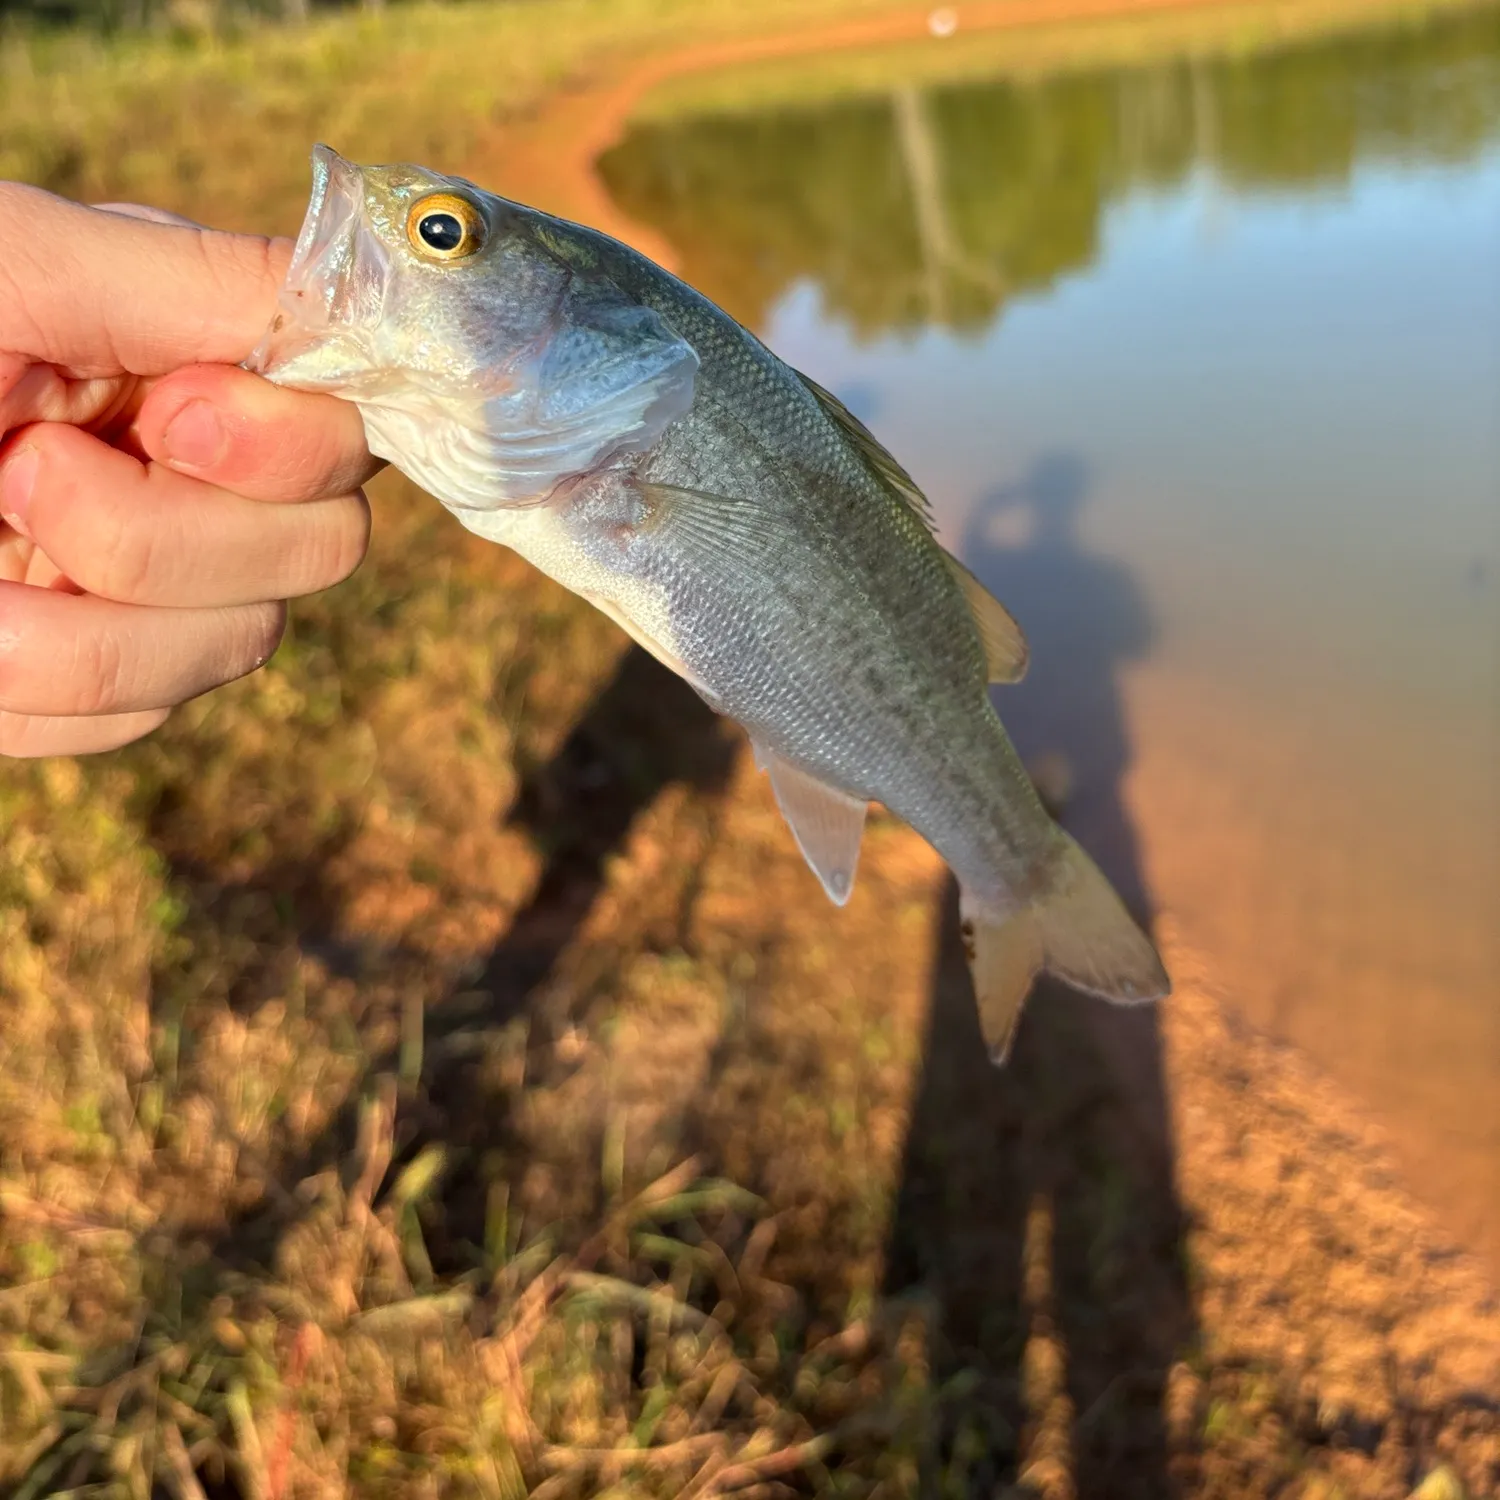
252,147,1170,1057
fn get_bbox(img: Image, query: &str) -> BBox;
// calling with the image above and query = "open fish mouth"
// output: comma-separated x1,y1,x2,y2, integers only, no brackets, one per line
247,145,390,389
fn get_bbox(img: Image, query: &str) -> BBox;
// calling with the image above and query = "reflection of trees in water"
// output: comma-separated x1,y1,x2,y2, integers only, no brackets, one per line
597,6,1500,334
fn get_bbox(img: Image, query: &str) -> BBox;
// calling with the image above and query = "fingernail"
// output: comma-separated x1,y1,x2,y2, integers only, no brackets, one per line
0,447,39,538
161,400,226,470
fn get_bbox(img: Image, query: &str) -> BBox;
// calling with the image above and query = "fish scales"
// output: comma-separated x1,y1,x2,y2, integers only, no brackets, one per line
565,218,1047,890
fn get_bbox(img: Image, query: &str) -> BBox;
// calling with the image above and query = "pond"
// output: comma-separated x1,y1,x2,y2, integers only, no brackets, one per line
597,4,1500,1260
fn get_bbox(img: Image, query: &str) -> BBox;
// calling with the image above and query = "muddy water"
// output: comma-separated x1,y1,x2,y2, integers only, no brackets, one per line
597,7,1500,1260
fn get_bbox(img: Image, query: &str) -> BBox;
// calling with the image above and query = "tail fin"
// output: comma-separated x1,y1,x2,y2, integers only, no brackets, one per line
959,831,1170,1064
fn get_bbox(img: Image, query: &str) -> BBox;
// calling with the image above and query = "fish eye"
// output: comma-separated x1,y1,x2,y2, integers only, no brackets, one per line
406,192,486,261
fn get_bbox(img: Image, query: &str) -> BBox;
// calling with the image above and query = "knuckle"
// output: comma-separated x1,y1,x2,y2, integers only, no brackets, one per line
309,493,371,591
71,623,129,716
90,496,159,603
20,433,161,601
280,416,351,500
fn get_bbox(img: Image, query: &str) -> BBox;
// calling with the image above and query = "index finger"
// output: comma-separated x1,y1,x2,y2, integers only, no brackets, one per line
138,363,380,504
0,182,292,377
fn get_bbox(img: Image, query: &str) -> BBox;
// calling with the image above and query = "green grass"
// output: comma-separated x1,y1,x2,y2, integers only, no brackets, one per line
631,0,1483,123
0,0,907,228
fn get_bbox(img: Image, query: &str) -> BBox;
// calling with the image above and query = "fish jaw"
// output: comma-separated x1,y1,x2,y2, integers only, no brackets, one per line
248,146,395,395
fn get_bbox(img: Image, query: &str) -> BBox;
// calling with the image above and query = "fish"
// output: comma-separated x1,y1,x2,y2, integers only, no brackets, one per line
249,145,1170,1061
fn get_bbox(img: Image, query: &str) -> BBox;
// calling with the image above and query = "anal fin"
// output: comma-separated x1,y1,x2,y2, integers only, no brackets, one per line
755,741,868,906
959,893,1044,1066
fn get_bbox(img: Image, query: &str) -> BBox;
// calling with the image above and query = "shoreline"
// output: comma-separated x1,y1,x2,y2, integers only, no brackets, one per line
474,0,1500,1284
477,0,1490,262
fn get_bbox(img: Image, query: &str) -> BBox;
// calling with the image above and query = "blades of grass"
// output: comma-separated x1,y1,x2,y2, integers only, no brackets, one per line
484,1178,511,1267
398,989,425,1094
352,1286,475,1343
736,1219,778,1287
698,1430,837,1495
633,1183,766,1225
13,1421,99,1500
687,1361,744,1437
629,1381,676,1448
158,1423,208,1500
538,1432,726,1478
6,1423,64,1500
387,1144,446,1211
224,1380,268,1500
349,1079,397,1219
561,1272,721,1339
397,1204,437,1291
632,1232,715,1271
600,1116,626,1205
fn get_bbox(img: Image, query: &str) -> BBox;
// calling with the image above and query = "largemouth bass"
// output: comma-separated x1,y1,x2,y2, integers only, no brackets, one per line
250,146,1170,1059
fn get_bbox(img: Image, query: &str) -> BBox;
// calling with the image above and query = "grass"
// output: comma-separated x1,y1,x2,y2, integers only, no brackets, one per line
629,0,1484,124
0,0,911,229
0,469,970,1496
3,0,1500,1496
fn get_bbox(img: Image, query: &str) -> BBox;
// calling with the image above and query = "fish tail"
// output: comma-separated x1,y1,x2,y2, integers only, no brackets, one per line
959,830,1171,1065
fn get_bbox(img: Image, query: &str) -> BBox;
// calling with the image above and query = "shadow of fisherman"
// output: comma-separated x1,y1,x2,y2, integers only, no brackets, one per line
884,453,1195,1497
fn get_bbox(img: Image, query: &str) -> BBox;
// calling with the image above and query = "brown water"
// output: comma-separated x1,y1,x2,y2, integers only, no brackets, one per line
597,6,1500,1260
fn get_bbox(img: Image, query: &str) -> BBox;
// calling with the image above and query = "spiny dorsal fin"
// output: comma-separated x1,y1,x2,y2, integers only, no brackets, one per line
799,373,937,533
943,553,1029,684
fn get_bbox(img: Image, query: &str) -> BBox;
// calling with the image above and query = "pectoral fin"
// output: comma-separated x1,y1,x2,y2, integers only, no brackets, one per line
754,741,868,906
943,553,1029,684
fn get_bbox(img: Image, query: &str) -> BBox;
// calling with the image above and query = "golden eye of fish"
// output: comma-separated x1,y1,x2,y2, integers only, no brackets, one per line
406,192,486,260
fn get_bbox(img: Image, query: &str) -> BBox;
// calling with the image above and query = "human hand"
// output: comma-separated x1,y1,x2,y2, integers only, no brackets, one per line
0,184,379,758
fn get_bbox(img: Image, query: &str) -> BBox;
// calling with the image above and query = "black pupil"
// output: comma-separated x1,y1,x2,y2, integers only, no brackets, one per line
419,212,466,252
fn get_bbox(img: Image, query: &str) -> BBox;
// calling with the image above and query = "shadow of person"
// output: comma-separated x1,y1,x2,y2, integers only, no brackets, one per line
454,643,738,1028
965,453,1153,914
169,643,740,1283
884,455,1195,1495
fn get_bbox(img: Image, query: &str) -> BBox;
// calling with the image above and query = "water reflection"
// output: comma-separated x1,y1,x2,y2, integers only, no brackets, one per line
599,6,1500,334
598,0,1500,1358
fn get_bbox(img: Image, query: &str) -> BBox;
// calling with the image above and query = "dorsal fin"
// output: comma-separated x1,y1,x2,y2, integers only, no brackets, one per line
799,373,937,532
943,553,1029,683
796,375,1027,682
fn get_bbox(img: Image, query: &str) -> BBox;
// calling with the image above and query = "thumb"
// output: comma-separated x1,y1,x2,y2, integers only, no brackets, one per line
0,181,292,378
92,203,204,229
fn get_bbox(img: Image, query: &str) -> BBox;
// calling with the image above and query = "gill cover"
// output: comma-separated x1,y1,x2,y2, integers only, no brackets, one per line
249,145,699,510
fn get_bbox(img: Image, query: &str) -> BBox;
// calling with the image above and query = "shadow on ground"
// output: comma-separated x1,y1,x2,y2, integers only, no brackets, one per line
882,453,1194,1494
458,644,737,1028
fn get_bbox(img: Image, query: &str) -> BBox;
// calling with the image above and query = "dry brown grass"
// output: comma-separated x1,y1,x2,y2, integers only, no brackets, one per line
3,2,1499,1496
0,473,955,1497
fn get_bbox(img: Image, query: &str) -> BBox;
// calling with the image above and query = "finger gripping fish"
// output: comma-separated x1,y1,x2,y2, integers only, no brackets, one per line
250,146,1170,1061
